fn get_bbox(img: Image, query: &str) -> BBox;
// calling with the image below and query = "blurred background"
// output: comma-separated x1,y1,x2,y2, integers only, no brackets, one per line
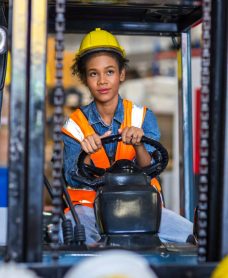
0,24,201,214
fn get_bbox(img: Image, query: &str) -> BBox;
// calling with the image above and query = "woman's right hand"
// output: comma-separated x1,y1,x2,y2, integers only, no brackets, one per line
80,130,112,154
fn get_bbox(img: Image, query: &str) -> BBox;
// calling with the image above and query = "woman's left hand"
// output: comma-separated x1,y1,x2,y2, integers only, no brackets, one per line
118,127,144,146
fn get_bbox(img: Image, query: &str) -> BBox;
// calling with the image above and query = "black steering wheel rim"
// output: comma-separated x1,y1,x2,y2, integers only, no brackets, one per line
75,134,169,189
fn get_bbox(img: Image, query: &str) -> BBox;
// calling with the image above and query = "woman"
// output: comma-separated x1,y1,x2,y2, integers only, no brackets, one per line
61,28,193,244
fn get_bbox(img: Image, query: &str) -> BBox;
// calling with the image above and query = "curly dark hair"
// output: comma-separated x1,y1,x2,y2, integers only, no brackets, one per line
71,50,129,84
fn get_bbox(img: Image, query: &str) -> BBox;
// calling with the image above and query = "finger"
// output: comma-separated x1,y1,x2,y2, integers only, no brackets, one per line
133,130,144,145
131,134,138,145
87,135,100,151
120,127,129,143
100,130,112,139
136,134,143,144
125,127,135,144
81,140,90,154
82,138,95,154
93,134,102,149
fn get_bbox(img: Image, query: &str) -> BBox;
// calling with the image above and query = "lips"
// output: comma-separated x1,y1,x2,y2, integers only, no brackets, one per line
98,88,109,94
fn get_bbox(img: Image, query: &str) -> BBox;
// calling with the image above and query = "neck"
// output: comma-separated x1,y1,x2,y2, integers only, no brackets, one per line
96,98,118,125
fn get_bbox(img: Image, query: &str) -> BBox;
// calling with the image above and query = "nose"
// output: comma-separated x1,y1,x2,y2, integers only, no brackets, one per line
98,73,107,85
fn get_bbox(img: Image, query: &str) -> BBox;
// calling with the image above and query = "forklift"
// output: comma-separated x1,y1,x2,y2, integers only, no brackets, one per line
0,0,227,277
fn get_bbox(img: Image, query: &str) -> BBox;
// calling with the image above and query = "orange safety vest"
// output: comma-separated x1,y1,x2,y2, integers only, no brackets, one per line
62,99,161,208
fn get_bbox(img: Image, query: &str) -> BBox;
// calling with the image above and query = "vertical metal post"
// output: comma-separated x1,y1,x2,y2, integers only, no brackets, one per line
178,31,194,220
221,68,228,258
221,64,228,257
25,0,47,262
207,0,228,261
7,0,30,261
7,0,47,262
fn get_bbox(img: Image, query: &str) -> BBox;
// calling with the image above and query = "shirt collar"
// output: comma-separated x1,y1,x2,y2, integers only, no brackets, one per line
88,95,124,125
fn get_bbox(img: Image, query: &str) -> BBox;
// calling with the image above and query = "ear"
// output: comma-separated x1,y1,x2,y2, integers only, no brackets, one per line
120,68,126,82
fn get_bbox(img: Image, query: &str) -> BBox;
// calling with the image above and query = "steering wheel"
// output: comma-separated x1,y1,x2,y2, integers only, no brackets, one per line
73,134,169,189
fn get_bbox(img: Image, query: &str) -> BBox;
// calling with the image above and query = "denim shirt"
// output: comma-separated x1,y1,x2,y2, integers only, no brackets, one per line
62,96,160,187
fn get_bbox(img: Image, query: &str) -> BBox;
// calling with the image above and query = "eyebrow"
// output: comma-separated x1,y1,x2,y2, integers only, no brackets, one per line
87,65,116,71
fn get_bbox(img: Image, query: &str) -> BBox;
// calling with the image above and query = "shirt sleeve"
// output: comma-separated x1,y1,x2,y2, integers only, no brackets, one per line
62,133,82,187
141,108,160,154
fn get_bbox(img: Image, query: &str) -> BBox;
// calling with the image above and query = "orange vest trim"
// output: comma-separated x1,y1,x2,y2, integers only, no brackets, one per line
115,99,135,160
61,109,95,141
151,177,161,192
65,189,97,212
62,109,95,142
70,109,94,137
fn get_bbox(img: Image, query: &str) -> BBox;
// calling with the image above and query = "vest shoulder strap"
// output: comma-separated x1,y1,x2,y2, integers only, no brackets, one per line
121,99,147,128
116,99,147,160
62,109,94,142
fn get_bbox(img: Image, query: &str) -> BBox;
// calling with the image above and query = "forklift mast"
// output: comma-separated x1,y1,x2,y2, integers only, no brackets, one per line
0,0,228,277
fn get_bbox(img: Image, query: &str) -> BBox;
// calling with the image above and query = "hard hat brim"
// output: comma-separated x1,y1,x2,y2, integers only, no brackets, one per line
77,47,126,59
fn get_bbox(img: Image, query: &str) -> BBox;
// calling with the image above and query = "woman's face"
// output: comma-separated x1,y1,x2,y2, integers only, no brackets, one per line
85,52,125,105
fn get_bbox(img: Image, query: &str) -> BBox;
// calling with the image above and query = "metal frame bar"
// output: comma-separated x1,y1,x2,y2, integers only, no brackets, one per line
207,0,228,261
221,54,228,257
49,20,179,36
7,0,47,262
220,0,228,257
47,2,202,35
7,0,30,261
25,0,47,262
178,31,194,220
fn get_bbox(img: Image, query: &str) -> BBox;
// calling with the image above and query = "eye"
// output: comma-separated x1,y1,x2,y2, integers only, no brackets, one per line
107,69,114,76
88,71,97,77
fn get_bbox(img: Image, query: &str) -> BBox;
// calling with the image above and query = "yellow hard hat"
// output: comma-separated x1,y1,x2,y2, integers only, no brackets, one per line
76,28,126,59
